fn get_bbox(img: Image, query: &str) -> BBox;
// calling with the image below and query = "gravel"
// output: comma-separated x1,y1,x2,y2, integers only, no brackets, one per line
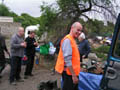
0,64,61,90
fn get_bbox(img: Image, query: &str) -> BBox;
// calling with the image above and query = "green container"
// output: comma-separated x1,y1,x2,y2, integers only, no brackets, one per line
40,44,50,55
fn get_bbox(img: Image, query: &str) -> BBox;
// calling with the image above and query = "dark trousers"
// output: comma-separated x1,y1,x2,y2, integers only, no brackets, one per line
0,54,6,74
62,71,78,90
24,55,35,75
0,63,5,74
80,54,83,62
10,56,22,83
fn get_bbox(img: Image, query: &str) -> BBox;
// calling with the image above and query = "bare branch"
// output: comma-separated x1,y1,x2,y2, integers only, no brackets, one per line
92,1,117,19
78,4,86,8
91,9,101,13
81,0,92,13
94,4,117,19
81,13,92,21
72,0,81,13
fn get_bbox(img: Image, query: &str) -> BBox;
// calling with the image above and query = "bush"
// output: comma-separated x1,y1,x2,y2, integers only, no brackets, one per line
96,53,108,61
92,45,110,61
92,45,110,54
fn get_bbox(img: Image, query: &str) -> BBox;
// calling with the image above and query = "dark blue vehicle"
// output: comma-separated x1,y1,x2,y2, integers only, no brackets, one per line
100,13,120,90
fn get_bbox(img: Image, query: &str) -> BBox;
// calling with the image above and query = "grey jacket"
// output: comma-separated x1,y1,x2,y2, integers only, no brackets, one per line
10,34,24,57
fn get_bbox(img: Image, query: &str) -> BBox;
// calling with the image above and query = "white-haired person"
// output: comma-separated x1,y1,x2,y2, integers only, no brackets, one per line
78,32,91,62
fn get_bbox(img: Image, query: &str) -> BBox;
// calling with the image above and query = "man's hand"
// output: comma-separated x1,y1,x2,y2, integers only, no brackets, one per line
68,66,79,84
82,55,86,59
72,75,78,84
21,42,26,48
34,42,38,46
6,51,10,56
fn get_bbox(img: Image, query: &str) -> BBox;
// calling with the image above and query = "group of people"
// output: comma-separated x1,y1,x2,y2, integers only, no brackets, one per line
55,22,90,90
0,27,38,85
0,21,90,90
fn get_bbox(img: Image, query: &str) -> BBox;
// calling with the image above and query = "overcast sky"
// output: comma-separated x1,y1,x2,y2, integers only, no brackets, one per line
0,0,120,20
0,0,56,17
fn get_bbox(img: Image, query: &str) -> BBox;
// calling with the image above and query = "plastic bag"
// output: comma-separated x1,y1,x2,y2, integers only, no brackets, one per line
40,44,50,55
49,47,56,55
48,42,56,55
21,56,28,65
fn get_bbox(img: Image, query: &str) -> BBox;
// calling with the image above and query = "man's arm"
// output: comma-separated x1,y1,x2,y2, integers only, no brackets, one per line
33,39,38,47
1,37,8,52
62,39,78,84
68,66,79,84
0,36,10,55
3,38,10,55
11,36,22,49
84,40,91,58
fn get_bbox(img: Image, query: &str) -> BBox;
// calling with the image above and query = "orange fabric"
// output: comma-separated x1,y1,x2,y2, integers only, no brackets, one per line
55,34,80,76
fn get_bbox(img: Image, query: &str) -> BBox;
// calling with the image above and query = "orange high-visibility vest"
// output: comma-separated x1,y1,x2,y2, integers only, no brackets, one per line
55,34,80,76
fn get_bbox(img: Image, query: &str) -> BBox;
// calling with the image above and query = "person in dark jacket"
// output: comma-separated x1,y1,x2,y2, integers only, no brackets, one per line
0,32,9,78
24,31,38,79
78,32,91,62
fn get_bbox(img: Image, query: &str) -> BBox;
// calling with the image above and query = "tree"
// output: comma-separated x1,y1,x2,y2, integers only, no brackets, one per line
0,4,18,18
85,19,114,36
37,5,57,36
14,13,39,28
37,1,116,42
0,4,10,16
0,4,39,28
56,0,118,31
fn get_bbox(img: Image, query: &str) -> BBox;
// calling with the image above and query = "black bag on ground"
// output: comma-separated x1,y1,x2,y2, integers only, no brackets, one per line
38,80,60,90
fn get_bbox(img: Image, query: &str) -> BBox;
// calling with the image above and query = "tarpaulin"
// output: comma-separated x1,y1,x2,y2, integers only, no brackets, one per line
78,72,103,90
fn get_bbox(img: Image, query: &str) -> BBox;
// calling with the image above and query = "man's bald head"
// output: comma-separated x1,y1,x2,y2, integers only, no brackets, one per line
71,22,82,30
70,22,83,38
18,27,24,37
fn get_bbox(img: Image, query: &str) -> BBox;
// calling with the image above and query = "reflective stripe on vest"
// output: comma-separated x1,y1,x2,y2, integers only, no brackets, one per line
55,34,80,76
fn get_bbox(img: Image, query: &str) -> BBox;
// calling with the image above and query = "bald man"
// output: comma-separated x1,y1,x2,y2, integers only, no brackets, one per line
10,27,26,85
55,22,83,90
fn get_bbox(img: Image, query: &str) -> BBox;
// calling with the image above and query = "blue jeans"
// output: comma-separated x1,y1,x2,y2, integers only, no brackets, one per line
10,56,22,83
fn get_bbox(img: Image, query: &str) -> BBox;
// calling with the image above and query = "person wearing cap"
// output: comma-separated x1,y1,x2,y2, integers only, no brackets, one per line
78,32,91,62
55,22,83,90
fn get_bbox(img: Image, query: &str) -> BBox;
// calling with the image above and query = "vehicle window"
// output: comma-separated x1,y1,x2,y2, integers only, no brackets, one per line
113,30,120,58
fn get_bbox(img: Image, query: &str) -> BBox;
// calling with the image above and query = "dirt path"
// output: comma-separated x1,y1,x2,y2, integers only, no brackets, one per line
0,65,61,90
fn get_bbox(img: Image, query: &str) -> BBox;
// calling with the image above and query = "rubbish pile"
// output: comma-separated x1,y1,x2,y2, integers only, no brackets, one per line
81,59,104,74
